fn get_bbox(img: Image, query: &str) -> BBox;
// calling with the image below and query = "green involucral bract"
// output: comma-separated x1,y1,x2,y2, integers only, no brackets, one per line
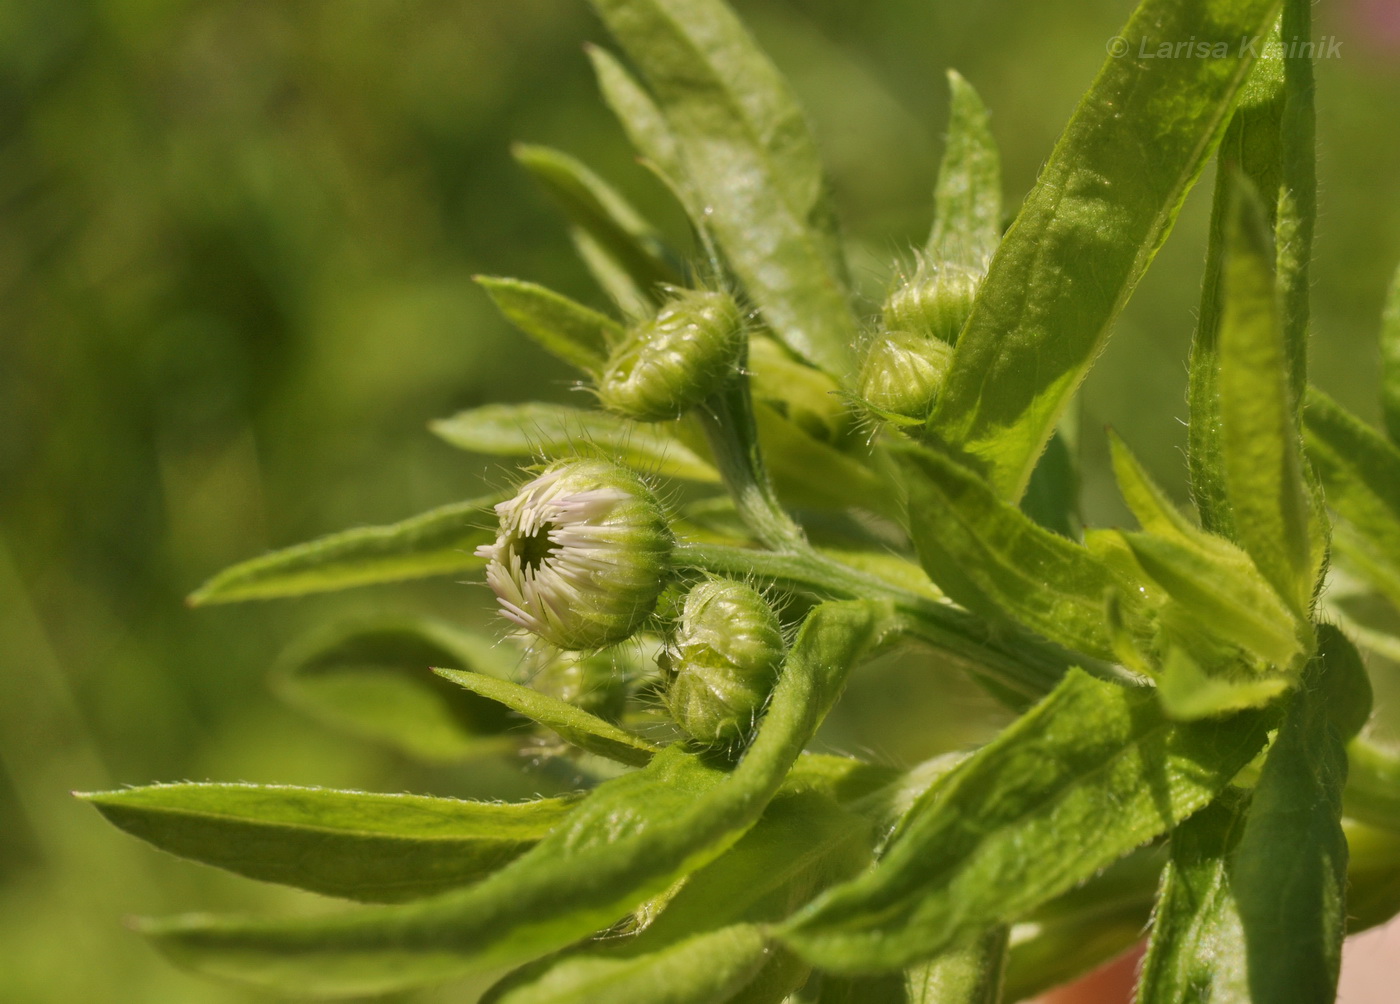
477,459,673,651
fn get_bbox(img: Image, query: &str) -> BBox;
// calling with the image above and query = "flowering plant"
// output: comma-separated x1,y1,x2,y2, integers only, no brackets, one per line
84,0,1400,1000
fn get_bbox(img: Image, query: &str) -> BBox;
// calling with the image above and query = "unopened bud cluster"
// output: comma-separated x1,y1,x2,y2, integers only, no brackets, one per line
599,288,745,421
477,459,672,651
663,579,785,747
859,255,983,422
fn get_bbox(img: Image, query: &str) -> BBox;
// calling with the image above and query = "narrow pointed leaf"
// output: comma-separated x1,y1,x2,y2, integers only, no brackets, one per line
897,443,1141,661
274,616,520,761
486,790,870,1004
138,602,883,997
1155,645,1290,721
779,669,1271,973
926,70,1001,270
512,144,683,315
81,784,576,904
1230,659,1349,1004
430,403,718,483
476,276,624,375
1380,263,1400,444
1303,386,1400,608
1188,33,1285,535
589,0,858,374
1217,176,1317,614
1142,641,1349,1003
1137,789,1252,1004
188,497,498,605
1109,430,1198,543
927,0,1284,501
434,668,658,767
1119,530,1306,669
486,924,770,1004
587,45,692,212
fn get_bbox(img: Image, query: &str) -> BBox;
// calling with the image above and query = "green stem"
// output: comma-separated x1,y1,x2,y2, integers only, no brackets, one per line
695,365,807,551
676,539,1096,704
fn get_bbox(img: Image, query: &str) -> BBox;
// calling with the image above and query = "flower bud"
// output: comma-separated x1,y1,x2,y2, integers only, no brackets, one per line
882,258,981,345
599,289,745,421
477,459,672,650
526,648,630,721
858,330,954,421
664,579,785,746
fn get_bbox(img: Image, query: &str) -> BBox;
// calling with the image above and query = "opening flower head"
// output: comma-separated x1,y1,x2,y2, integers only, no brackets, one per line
477,458,673,650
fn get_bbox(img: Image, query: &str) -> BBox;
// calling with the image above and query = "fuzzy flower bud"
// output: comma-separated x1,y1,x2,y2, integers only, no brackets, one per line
882,258,981,345
476,459,672,650
858,330,954,421
664,579,785,746
526,648,630,721
599,288,745,421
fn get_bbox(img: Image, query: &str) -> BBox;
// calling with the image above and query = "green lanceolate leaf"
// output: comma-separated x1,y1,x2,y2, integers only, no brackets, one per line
1216,175,1318,615
430,403,718,483
1144,644,1349,1004
1188,32,1285,536
1109,430,1199,543
926,0,1283,501
476,276,624,375
1118,530,1306,670
187,496,498,605
487,790,871,1004
1136,789,1251,1004
1380,262,1400,444
778,669,1271,973
587,45,693,212
485,925,771,1004
434,668,658,767
897,443,1139,661
926,70,1002,271
274,616,519,762
1154,645,1291,722
138,602,883,997
588,0,857,375
512,144,684,317
1304,386,1400,608
81,784,576,904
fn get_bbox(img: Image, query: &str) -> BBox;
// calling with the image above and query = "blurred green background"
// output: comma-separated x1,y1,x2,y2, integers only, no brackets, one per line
1,0,1396,1000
